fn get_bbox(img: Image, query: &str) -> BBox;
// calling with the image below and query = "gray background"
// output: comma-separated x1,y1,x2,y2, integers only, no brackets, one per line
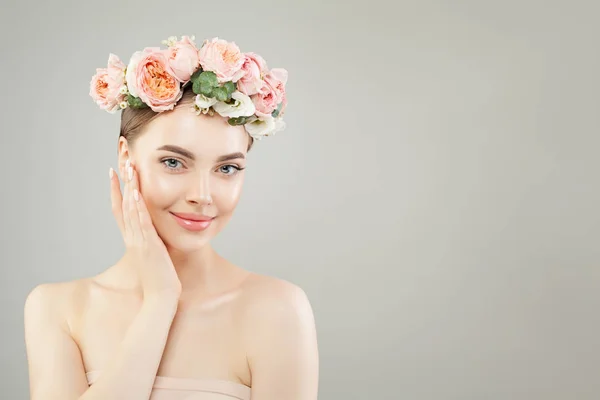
1,0,599,399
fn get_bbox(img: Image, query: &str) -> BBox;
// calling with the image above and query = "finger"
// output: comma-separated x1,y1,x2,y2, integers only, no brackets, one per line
128,165,144,243
122,160,133,241
136,184,155,236
109,167,125,236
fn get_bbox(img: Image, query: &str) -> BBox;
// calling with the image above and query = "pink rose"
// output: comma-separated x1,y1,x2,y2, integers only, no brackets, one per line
166,35,200,83
236,52,268,96
279,91,287,116
107,53,126,83
126,47,182,112
250,68,288,117
264,68,288,103
251,82,279,118
89,53,126,113
198,37,245,83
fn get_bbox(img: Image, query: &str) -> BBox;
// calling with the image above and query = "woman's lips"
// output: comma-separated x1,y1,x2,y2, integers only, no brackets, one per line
170,212,215,232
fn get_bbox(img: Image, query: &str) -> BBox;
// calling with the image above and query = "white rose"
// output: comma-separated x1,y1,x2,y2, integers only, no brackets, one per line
274,118,286,133
212,91,256,118
244,116,286,139
194,94,217,109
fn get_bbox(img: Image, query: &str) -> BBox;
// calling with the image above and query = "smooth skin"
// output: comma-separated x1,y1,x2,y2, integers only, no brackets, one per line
24,105,319,400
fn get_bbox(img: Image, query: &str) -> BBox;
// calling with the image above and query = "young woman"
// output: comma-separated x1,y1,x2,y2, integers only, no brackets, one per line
24,35,319,400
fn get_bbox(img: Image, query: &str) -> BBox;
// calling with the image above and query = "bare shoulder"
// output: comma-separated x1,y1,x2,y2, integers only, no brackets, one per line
24,279,95,398
235,273,319,396
24,278,92,324
235,272,318,358
237,272,315,321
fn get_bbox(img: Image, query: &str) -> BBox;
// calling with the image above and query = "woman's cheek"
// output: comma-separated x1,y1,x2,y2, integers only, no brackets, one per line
219,178,244,210
139,167,178,209
154,172,179,192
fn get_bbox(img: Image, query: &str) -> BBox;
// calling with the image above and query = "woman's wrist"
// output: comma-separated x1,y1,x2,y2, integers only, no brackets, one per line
142,290,181,309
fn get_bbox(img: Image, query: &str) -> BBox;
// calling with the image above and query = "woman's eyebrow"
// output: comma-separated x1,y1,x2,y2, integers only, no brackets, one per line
156,145,195,160
156,145,245,162
216,152,245,162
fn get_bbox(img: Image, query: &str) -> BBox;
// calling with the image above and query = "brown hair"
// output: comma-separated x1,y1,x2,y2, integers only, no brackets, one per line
119,84,254,151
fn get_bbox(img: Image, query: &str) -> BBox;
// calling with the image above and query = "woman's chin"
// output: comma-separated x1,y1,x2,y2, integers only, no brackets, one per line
164,235,212,252
154,226,212,252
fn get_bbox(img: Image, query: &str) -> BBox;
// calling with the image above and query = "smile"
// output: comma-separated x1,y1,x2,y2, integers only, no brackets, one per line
170,212,215,232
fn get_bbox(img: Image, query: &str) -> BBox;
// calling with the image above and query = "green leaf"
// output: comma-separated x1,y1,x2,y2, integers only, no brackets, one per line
228,116,249,126
213,87,228,102
194,79,214,97
127,94,148,109
223,81,235,95
200,83,214,97
190,68,203,84
198,71,219,88
271,101,283,117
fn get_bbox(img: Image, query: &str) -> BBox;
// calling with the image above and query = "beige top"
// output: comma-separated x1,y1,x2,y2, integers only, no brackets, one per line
86,371,251,400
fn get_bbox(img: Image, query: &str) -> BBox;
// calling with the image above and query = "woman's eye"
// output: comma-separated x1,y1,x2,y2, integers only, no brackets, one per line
219,165,241,175
162,158,183,170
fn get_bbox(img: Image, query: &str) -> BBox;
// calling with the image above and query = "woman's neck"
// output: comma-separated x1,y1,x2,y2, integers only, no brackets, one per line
166,244,221,293
106,243,231,296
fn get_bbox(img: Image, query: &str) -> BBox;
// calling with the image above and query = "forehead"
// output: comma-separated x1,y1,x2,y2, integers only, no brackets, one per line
136,107,249,157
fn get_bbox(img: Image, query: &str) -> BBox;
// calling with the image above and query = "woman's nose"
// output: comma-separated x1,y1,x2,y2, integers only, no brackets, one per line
186,174,213,205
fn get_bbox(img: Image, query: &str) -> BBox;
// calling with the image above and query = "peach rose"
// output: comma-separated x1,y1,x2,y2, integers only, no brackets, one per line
236,52,268,96
89,53,126,113
126,47,182,112
198,37,245,83
166,35,200,82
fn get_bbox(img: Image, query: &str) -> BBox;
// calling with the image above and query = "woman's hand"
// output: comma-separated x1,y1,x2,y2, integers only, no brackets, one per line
109,159,182,299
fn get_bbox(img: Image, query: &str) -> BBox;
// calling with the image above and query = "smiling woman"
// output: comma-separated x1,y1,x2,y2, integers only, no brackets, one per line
120,87,253,252
24,35,318,400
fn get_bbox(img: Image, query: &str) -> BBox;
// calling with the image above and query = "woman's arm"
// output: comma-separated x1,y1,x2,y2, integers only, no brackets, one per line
25,282,179,400
244,281,319,399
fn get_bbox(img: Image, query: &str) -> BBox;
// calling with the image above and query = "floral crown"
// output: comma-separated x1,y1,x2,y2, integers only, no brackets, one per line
90,35,287,140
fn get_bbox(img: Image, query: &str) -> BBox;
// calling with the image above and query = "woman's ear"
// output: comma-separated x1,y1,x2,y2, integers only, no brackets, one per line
117,136,131,178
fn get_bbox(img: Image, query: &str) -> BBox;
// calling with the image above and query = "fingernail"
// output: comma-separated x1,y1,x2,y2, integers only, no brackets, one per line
133,188,139,201
126,159,130,169
128,166,133,180
109,167,114,179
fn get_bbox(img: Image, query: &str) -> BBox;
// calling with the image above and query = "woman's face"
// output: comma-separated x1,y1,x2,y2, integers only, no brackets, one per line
120,106,250,251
